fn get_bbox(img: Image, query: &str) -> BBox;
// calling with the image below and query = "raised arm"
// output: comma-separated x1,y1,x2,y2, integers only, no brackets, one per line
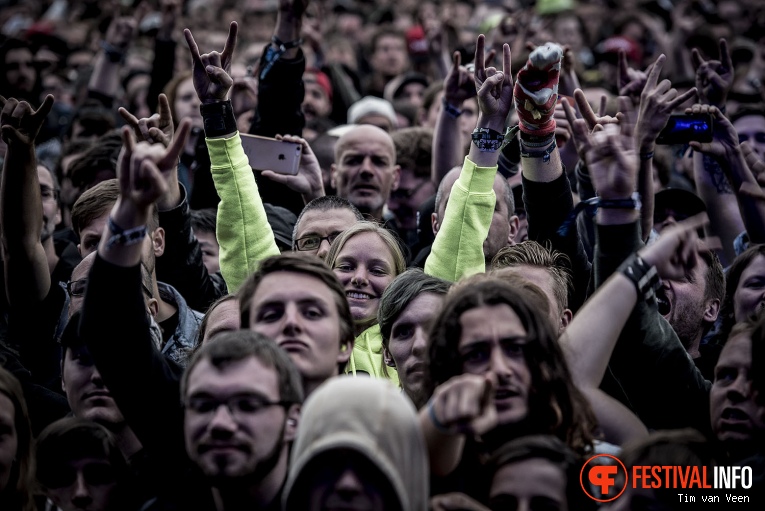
634,54,698,239
80,121,191,456
87,11,141,105
184,23,279,292
431,51,477,185
688,39,739,265
0,95,55,305
120,94,227,311
425,35,513,281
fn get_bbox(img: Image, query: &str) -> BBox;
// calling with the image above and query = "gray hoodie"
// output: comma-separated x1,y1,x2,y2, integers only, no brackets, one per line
283,377,428,511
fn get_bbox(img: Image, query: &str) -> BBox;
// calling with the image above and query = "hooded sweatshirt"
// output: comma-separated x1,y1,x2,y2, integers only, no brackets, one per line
283,377,428,511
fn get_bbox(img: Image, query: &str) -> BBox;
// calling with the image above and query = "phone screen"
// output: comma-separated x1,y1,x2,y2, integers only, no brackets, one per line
656,114,714,145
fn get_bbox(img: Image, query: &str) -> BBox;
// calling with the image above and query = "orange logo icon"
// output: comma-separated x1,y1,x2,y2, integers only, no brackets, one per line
580,454,628,502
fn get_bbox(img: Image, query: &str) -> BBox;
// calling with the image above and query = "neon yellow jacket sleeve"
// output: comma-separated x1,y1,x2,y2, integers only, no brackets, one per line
207,133,280,293
345,324,400,387
424,156,497,282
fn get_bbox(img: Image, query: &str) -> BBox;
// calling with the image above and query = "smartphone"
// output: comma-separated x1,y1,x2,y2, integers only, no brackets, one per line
240,134,302,175
656,114,714,145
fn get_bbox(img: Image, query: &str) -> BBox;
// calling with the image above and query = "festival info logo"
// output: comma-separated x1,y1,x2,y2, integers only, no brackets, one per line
580,454,628,502
580,454,754,503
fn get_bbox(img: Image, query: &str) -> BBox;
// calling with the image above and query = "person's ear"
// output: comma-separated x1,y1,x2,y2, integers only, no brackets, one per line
507,214,520,244
55,205,62,226
391,165,401,191
284,404,301,443
559,308,573,334
383,346,396,368
152,227,165,257
147,298,159,318
431,211,439,235
703,298,721,323
337,338,353,367
330,163,337,190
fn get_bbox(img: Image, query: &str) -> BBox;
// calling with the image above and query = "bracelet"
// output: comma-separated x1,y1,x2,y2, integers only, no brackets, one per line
260,35,303,80
471,127,513,152
519,140,556,163
599,192,642,211
557,192,641,237
427,399,449,433
442,97,463,119
100,41,126,63
640,151,654,161
106,217,148,250
200,100,237,138
618,253,661,302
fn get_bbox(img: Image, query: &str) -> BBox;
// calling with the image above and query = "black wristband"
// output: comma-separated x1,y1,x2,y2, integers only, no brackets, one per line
618,253,661,302
200,100,237,138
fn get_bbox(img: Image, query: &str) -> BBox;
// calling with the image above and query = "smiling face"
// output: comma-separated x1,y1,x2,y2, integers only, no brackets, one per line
386,292,443,406
247,272,348,387
62,345,125,426
709,333,765,448
733,254,765,323
458,304,531,426
184,357,290,482
332,232,397,323
331,126,400,219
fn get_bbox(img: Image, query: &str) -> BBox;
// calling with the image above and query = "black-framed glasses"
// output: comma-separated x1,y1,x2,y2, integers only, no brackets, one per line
185,394,290,419
295,232,342,251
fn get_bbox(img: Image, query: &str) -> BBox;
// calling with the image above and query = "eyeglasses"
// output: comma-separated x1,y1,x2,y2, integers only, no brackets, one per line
295,232,342,251
185,394,290,419
66,277,153,300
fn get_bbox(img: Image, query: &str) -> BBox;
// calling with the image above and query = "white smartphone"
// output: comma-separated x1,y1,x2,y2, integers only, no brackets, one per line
239,134,302,175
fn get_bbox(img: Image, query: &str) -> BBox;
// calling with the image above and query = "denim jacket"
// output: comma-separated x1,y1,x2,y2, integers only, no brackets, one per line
157,282,203,365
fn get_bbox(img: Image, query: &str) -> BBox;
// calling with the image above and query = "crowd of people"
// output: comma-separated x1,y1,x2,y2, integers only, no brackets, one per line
1,0,764,510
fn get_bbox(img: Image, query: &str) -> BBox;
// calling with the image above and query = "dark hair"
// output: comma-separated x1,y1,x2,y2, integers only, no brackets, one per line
181,330,304,406
488,435,596,511
195,294,238,347
428,279,596,454
66,131,121,190
491,241,573,313
71,179,159,238
0,39,40,103
292,196,363,245
730,106,765,125
620,429,719,506
378,269,451,347
237,253,355,365
0,366,35,511
66,100,116,140
190,208,217,235
720,245,763,339
35,418,130,492
391,127,433,179
370,27,406,55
